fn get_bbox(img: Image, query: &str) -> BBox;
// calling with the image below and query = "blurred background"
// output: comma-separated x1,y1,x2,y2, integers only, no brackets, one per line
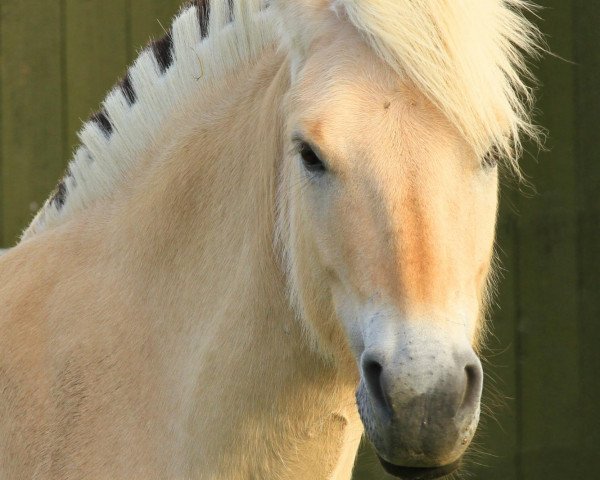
0,1,597,478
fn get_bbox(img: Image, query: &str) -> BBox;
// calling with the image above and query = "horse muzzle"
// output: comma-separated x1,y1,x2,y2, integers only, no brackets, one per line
355,329,483,479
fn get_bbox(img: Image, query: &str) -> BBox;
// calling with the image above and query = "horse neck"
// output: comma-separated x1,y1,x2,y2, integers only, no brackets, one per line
110,44,360,476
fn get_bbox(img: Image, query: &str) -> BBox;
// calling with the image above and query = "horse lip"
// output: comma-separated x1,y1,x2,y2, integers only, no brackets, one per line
376,455,461,480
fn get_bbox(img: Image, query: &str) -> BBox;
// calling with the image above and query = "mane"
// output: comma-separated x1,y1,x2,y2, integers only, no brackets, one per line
22,0,276,240
336,0,543,170
23,0,542,240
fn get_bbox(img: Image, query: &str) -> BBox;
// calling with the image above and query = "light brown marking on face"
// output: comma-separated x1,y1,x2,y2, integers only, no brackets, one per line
307,119,324,145
395,183,438,308
287,20,498,342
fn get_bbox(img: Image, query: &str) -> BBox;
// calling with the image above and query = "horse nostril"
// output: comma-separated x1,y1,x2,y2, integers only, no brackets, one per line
361,355,392,419
460,362,483,412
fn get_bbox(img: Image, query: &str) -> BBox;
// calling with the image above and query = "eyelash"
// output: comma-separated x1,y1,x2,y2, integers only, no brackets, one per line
297,141,327,174
482,148,499,169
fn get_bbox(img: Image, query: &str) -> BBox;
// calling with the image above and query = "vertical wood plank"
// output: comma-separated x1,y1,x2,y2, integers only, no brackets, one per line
572,1,600,476
0,6,4,246
0,0,64,246
516,1,580,478
469,211,520,479
130,0,183,54
65,0,129,153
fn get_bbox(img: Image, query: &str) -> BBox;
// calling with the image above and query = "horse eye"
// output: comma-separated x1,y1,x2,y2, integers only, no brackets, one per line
298,142,327,174
482,147,499,169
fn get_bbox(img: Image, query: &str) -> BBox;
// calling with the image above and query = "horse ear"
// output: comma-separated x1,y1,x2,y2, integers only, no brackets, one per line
272,0,337,83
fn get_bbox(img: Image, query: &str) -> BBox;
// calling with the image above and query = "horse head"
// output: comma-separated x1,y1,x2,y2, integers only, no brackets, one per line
275,1,539,476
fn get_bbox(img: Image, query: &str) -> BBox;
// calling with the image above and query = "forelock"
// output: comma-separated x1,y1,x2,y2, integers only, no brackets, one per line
276,0,543,173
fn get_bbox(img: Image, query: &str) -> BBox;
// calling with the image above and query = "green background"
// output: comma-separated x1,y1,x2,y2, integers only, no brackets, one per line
0,1,598,478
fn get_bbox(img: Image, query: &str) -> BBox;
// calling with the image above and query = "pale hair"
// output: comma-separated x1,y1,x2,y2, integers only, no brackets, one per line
336,0,543,171
23,0,541,240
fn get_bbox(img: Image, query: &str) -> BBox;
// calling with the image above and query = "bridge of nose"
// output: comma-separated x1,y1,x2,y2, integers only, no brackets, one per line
361,172,474,313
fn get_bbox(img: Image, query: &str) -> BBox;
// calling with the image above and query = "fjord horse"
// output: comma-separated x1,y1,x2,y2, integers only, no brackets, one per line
0,0,540,478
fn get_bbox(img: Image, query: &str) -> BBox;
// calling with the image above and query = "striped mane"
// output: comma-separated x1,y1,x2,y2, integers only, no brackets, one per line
22,0,276,240
23,0,541,241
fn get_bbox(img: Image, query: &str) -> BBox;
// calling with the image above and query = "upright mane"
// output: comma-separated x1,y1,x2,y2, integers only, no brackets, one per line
23,0,541,241
22,0,276,240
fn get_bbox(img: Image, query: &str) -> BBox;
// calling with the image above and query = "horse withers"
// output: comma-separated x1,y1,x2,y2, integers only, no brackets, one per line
0,1,540,478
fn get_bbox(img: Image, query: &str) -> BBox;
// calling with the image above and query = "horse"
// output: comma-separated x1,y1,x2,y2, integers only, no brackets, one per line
0,0,541,478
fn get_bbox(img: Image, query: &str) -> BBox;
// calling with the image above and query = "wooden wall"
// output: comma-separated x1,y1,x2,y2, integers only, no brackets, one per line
0,1,597,478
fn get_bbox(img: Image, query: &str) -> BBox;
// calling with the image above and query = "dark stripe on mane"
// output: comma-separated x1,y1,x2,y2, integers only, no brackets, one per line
51,180,67,210
192,0,211,38
42,0,244,221
228,0,235,22
91,109,113,137
151,33,174,73
119,71,136,106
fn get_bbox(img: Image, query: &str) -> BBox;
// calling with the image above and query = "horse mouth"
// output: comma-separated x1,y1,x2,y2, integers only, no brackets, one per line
377,456,461,480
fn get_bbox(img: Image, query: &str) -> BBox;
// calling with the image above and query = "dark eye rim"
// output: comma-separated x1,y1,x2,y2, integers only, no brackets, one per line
294,138,328,174
482,146,499,170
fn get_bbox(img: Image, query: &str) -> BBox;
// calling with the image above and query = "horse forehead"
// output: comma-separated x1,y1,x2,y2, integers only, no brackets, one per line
295,41,467,174
296,29,398,105
297,61,454,144
304,86,460,175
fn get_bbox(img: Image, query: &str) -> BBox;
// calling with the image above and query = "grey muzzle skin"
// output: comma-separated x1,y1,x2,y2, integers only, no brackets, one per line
356,339,483,479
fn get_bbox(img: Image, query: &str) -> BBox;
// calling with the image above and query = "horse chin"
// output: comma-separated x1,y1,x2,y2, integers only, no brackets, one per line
377,455,461,480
